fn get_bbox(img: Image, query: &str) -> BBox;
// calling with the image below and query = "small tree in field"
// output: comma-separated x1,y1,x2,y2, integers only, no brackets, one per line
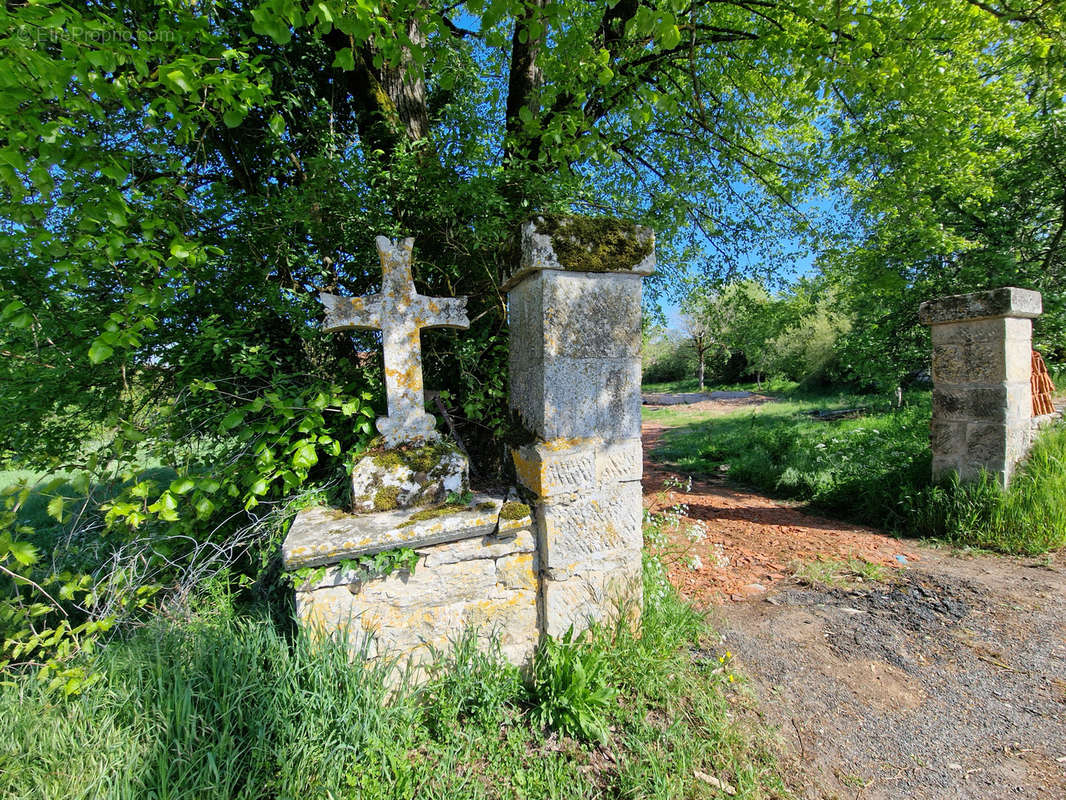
680,309,715,391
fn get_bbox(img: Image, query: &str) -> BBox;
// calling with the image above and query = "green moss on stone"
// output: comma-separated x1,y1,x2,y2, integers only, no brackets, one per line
366,439,461,475
371,451,404,469
476,501,496,512
398,503,467,527
537,215,652,274
373,485,400,511
500,501,531,521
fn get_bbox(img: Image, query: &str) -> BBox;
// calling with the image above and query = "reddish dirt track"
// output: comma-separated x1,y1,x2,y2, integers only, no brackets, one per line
641,412,919,605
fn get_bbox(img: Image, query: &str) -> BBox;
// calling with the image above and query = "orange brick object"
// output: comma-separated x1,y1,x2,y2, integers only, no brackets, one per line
1031,350,1056,416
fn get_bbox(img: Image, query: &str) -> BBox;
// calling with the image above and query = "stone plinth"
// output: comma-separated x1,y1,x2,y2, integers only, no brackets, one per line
919,287,1042,485
507,216,652,637
349,440,468,514
284,497,537,676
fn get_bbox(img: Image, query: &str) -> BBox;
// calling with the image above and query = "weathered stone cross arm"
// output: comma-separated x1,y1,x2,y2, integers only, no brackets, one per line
318,236,470,447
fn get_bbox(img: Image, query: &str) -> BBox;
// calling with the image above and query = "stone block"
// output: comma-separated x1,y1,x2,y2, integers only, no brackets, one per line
932,384,1032,421
931,341,1006,385
512,437,642,498
296,568,541,675
965,422,1007,465
918,287,1042,326
512,439,597,498
509,272,643,441
283,495,503,569
930,317,1034,348
596,439,643,484
540,271,643,359
355,557,498,609
930,421,966,458
495,551,538,591
540,550,642,639
537,482,643,579
542,357,641,441
350,443,468,513
419,527,535,568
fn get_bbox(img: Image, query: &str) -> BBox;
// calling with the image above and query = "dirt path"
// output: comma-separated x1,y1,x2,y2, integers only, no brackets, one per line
642,400,1066,800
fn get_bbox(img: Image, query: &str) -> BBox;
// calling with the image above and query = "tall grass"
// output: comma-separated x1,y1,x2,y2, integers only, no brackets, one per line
903,424,1066,553
0,561,788,800
648,389,931,527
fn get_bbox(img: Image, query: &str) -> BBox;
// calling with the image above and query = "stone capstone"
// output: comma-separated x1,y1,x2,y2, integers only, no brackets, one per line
918,287,1042,326
502,216,654,292
349,441,468,514
283,492,506,570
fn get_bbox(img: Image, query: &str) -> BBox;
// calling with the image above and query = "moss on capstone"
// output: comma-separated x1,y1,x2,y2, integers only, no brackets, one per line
366,439,461,474
373,485,400,511
537,215,652,274
398,503,467,527
476,501,496,512
500,501,531,521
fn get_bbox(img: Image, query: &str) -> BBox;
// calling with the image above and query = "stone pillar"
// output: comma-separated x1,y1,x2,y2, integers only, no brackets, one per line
504,216,654,638
919,287,1042,486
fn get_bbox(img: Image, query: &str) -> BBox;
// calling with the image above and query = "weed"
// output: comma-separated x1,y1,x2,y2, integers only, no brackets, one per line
793,557,891,588
528,628,616,745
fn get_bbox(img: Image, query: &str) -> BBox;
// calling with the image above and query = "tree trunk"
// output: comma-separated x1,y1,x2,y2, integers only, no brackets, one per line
698,352,705,391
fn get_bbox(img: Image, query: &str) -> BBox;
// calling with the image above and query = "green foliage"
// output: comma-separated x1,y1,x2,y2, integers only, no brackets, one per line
528,628,616,745
420,632,523,742
642,329,697,385
293,547,418,587
0,484,113,695
650,388,931,530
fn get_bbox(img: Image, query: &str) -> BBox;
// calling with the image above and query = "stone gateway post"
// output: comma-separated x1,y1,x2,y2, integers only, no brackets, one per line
919,287,1042,486
282,218,653,679
505,217,653,638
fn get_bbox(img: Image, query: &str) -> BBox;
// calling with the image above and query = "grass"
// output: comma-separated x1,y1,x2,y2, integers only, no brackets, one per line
905,424,1066,554
641,378,798,395
646,384,1066,554
0,561,789,800
793,557,892,588
646,387,931,528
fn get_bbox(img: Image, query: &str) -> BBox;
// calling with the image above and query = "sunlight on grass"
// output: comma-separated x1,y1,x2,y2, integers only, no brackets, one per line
646,386,1066,554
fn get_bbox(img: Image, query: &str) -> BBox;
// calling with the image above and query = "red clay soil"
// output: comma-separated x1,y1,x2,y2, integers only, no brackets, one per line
642,416,919,606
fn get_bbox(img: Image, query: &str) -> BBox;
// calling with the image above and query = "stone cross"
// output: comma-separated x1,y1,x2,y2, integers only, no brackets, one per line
319,236,469,447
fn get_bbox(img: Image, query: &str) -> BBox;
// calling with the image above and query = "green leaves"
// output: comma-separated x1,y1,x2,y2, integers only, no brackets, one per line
87,340,114,364
529,628,616,745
